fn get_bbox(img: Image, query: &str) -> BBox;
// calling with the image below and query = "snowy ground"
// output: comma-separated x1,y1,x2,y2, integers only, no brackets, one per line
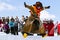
0,32,60,40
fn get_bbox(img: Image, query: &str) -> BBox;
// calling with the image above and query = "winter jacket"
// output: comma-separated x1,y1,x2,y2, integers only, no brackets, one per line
9,21,14,27
4,24,9,30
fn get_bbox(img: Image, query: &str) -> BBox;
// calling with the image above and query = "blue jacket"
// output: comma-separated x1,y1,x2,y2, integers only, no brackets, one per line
9,21,14,27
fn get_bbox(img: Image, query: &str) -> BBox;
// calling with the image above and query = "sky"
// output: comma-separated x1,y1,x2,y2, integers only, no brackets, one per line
0,0,60,23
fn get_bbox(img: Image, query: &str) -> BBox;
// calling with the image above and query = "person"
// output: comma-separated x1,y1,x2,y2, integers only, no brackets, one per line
9,17,15,35
20,15,25,27
14,20,18,35
23,2,50,37
4,22,9,34
14,16,19,35
1,17,6,32
18,20,23,32
47,19,54,36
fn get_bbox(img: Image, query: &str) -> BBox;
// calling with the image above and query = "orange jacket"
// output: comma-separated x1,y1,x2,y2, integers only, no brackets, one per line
32,6,42,17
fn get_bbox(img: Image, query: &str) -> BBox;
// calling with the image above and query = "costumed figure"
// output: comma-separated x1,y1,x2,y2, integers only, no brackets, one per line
22,1,50,37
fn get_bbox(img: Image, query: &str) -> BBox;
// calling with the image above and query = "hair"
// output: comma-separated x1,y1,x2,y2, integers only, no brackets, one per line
36,1,43,8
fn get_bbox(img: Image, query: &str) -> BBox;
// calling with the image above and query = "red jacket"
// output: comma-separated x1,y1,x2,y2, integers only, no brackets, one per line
57,23,60,34
47,22,54,36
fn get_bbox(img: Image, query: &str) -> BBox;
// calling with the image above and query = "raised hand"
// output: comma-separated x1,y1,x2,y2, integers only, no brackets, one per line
24,2,27,7
45,6,50,9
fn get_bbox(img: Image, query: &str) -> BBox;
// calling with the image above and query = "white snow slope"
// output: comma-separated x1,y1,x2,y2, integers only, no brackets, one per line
0,32,60,40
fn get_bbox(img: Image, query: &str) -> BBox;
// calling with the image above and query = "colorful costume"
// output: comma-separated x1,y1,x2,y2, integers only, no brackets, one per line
22,2,50,37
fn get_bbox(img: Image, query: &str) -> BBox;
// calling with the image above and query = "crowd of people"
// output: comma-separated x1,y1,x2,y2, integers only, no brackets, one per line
0,16,28,35
0,15,60,36
43,19,60,36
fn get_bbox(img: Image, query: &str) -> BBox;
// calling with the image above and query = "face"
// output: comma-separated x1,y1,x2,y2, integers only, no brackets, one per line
36,2,42,9
36,2,40,6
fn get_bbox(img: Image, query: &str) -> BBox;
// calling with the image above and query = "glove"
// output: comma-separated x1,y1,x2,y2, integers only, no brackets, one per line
45,6,50,9
24,2,27,7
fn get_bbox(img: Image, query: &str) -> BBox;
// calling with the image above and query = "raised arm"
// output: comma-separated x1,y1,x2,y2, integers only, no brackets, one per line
37,2,50,11
40,6,50,11
24,2,32,9
24,2,36,13
44,6,50,9
24,2,28,7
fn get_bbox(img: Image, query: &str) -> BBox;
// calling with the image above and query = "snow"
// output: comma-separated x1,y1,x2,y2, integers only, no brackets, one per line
0,32,60,40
